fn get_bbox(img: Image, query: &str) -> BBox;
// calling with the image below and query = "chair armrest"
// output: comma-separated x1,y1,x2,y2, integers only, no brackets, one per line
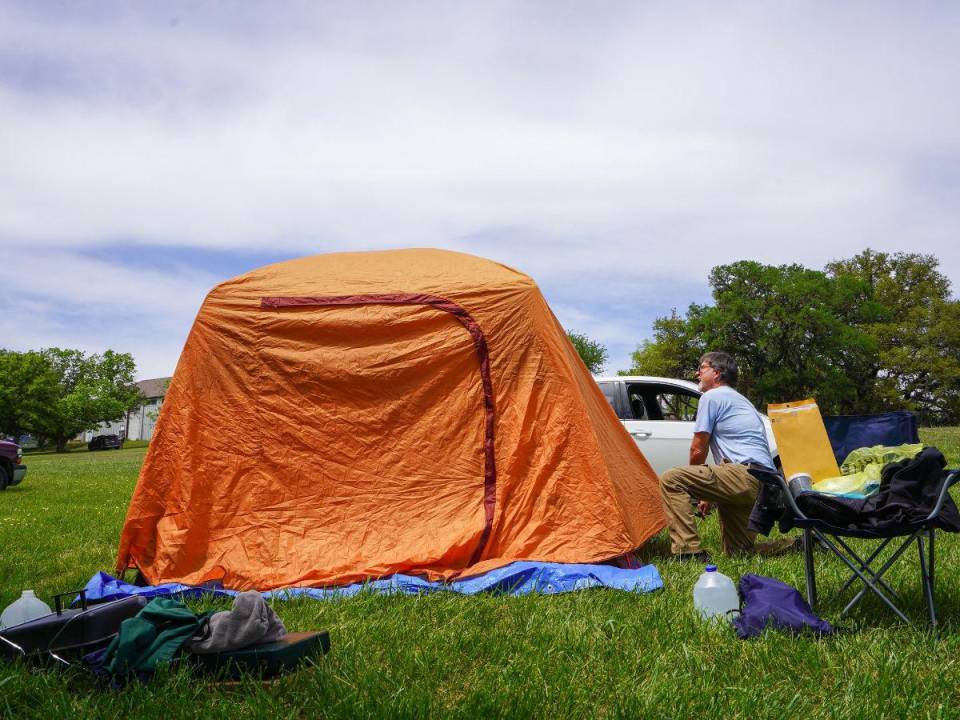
925,469,960,523
748,468,810,521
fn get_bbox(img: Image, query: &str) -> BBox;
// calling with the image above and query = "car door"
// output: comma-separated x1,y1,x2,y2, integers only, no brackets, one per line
622,382,704,475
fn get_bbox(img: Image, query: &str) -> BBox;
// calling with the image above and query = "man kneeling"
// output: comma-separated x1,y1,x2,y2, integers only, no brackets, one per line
660,351,779,560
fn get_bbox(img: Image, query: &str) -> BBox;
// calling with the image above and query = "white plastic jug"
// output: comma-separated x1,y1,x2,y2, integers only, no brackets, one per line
0,590,52,629
693,565,740,621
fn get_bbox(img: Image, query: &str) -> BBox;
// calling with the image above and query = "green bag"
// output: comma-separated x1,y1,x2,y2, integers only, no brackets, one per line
104,597,210,675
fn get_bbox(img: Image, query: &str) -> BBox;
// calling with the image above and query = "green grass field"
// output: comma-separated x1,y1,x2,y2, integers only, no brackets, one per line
2,431,960,718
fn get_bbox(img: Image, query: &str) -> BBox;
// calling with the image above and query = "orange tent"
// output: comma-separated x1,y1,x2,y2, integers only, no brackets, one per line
116,249,665,590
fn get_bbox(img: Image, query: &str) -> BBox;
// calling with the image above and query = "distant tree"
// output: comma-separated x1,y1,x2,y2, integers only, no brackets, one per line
0,350,59,441
625,310,702,379
879,298,960,424
825,249,950,313
628,250,960,421
30,349,143,452
625,261,883,413
567,332,609,374
699,261,884,411
826,249,960,422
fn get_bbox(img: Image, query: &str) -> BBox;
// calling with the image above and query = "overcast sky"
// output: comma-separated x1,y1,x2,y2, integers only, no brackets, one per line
1,1,958,378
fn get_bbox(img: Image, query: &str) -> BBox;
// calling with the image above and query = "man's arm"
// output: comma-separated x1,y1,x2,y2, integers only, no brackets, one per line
689,431,710,465
690,431,713,517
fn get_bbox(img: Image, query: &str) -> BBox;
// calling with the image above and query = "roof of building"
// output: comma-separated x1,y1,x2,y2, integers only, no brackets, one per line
137,377,172,399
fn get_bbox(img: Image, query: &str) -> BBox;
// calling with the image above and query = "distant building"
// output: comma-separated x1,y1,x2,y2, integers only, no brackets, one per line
125,377,171,441
83,377,171,442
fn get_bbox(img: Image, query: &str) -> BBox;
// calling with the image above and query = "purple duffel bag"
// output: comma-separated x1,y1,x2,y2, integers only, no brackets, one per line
733,574,834,640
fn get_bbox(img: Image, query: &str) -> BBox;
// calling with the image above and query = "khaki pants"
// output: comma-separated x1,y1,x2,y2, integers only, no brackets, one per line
659,463,759,555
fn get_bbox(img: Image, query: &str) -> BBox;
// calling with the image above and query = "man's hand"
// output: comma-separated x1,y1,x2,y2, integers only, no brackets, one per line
696,501,714,518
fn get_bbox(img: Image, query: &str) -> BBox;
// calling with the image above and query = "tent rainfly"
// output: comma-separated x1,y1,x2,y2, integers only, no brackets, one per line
116,249,665,590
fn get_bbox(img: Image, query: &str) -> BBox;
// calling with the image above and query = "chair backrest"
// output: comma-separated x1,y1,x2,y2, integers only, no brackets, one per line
767,399,841,483
822,411,920,465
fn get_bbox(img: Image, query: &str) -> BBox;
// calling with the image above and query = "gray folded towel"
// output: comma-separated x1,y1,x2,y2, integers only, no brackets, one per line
189,591,287,654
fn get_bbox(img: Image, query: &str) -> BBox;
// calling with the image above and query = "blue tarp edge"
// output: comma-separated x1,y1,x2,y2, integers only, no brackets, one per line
81,561,663,603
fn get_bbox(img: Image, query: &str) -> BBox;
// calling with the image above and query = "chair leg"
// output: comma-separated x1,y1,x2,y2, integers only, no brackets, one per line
803,528,817,608
834,535,900,601
841,532,920,620
818,532,912,624
918,533,936,628
929,529,935,591
838,537,898,599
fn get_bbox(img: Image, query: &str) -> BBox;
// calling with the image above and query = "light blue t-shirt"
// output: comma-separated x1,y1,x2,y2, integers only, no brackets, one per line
694,385,774,469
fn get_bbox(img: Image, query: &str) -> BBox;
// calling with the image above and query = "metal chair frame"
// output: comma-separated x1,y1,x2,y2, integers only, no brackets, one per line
750,467,959,628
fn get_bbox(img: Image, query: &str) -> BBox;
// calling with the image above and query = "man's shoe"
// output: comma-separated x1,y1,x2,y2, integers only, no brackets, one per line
753,536,802,557
670,550,711,563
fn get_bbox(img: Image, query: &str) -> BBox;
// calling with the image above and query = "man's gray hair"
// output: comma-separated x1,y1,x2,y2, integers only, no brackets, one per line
700,351,739,387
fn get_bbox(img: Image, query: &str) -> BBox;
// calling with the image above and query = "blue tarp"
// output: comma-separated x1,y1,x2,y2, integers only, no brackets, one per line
81,561,662,604
823,411,920,465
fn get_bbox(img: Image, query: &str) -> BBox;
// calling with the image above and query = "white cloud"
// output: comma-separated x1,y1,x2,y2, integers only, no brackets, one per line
1,2,958,376
1,248,215,377
9,250,212,315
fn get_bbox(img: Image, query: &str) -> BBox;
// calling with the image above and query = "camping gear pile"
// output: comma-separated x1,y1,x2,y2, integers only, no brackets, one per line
753,400,960,627
1,590,329,684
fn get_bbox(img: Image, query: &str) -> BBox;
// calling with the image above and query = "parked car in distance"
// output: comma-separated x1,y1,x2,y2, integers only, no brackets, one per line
594,376,779,476
0,439,26,490
88,434,123,451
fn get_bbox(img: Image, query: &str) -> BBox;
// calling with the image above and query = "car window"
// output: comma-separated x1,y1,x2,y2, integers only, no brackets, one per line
627,391,645,420
597,383,619,414
626,384,660,420
656,391,699,422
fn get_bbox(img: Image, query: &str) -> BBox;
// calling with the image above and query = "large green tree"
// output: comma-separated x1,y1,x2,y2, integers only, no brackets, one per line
628,261,883,413
629,250,960,421
25,348,143,452
567,332,609,374
0,350,59,441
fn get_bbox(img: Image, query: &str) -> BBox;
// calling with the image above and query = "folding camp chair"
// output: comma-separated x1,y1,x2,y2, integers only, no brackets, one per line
749,466,960,627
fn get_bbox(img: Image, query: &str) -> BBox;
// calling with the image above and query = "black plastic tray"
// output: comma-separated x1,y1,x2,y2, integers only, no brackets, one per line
0,595,148,661
190,631,330,679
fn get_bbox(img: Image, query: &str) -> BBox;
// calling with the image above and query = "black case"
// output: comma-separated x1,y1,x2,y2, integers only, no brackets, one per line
0,595,148,661
190,630,330,679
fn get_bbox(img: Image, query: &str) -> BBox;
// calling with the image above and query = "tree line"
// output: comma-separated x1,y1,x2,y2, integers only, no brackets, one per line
0,349,142,452
625,249,960,424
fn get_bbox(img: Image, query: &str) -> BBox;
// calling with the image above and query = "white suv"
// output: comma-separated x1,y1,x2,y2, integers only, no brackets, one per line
594,376,779,475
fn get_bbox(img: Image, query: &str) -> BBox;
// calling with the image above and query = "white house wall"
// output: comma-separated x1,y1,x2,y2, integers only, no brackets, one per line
84,398,165,442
